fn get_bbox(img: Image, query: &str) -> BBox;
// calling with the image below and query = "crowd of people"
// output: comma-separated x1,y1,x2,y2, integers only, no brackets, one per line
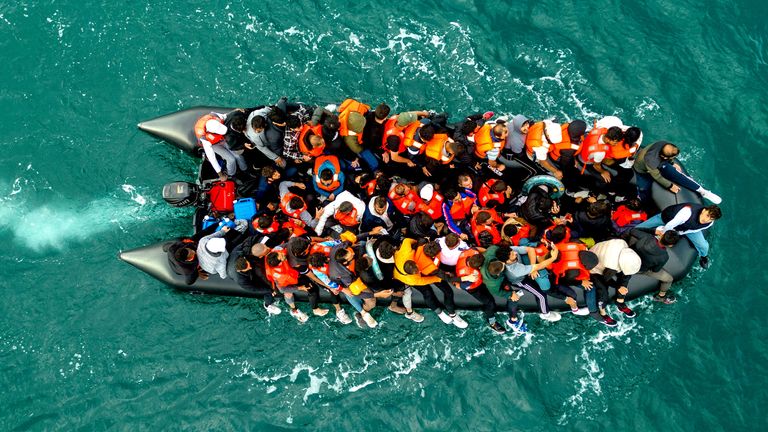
165,97,722,334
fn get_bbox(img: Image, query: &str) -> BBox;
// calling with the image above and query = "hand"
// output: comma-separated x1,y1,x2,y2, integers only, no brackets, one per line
370,226,384,235
221,226,230,233
295,183,306,190
198,271,209,281
327,193,335,202
422,167,432,177
275,157,286,168
551,201,560,214
618,287,629,296
669,184,681,193
297,285,310,292
673,163,682,172
600,171,612,183
382,152,390,163
459,233,469,241
302,154,312,162
530,269,540,279
550,246,559,259
462,273,479,283
406,160,416,168
509,291,520,302
655,227,664,236
218,172,228,181
244,143,255,150
581,279,593,290
379,289,394,297
314,208,324,219
553,169,563,180
351,159,361,168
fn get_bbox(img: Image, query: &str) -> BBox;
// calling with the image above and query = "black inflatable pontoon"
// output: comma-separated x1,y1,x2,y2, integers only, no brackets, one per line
122,106,701,312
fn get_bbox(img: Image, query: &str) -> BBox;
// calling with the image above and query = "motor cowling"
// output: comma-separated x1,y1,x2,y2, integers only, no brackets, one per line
163,181,201,207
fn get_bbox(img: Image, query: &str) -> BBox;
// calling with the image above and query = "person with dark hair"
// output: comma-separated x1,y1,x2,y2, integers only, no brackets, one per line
194,112,248,181
245,106,287,168
408,211,436,239
361,195,400,233
570,199,615,241
635,203,722,269
454,248,506,333
611,198,648,233
634,141,721,204
283,236,331,317
228,243,281,315
548,120,587,191
264,247,311,323
548,243,595,317
314,190,366,236
363,103,390,150
278,180,318,229
578,125,624,187
588,239,644,324
625,228,681,303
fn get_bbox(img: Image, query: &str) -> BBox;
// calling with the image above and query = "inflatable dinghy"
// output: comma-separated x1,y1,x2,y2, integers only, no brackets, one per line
122,107,702,312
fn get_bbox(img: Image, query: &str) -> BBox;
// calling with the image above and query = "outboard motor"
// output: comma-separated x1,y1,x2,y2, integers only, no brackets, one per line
162,181,201,207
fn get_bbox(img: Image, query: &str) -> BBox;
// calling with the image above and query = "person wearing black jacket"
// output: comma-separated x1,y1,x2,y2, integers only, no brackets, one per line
625,228,681,304
228,242,281,315
164,223,218,285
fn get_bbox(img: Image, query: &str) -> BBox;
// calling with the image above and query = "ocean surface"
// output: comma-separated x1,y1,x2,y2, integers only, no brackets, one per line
1,0,766,430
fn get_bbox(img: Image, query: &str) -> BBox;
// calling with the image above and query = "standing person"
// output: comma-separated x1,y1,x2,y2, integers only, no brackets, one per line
635,203,722,269
633,141,721,204
194,112,247,181
588,239,643,325
624,228,681,304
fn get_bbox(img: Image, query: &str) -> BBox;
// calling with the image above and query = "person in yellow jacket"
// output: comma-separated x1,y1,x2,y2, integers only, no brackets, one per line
394,238,468,327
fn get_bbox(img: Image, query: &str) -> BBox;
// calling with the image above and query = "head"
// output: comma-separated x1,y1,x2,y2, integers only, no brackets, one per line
250,243,270,258
229,116,246,133
393,183,408,197
309,134,325,149
492,122,508,140
458,174,473,190
467,252,485,269
308,252,328,268
235,257,251,273
460,120,478,136
660,230,681,246
660,143,680,160
257,215,274,230
617,249,642,275
520,119,534,134
604,126,624,145
373,195,388,214
624,198,642,211
377,241,395,260
338,201,354,215
174,247,196,263
586,199,611,219
250,115,267,132
319,168,335,186
488,260,505,277
268,108,286,126
288,196,305,211
334,247,355,266
567,120,587,143
477,231,495,248
289,237,311,257
423,241,441,258
623,126,641,145
286,116,302,130
702,205,722,223
417,212,433,227
491,180,507,193
502,223,518,239
444,232,460,249
374,103,390,122
546,225,567,244
262,165,280,181
266,251,284,267
386,135,402,150
476,211,491,225
403,260,419,275
324,116,340,132
418,124,435,142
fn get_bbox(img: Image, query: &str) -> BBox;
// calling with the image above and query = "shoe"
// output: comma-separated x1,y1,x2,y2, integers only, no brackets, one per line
700,190,722,204
489,322,507,334
437,311,453,324
388,304,407,315
290,308,308,323
354,312,366,328
617,304,636,318
601,315,618,327
539,311,562,322
404,311,425,323
450,314,468,329
653,291,677,304
699,256,710,269
313,308,329,317
571,307,590,316
361,312,378,328
506,318,528,334
264,303,281,316
336,309,353,325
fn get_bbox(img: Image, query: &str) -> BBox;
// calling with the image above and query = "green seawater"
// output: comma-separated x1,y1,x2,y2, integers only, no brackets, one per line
1,0,767,430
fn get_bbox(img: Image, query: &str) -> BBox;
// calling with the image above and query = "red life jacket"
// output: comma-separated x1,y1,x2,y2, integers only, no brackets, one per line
419,192,445,220
363,179,378,197
388,184,423,216
252,216,280,234
455,249,483,290
478,179,506,208
382,116,407,152
282,219,307,237
265,254,299,288
313,155,342,192
449,197,473,221
194,114,225,146
470,209,502,246
612,205,648,227
578,127,610,165
510,224,533,246
542,224,572,245
298,124,325,157
334,207,359,227
280,193,306,219
550,242,590,284
308,243,332,275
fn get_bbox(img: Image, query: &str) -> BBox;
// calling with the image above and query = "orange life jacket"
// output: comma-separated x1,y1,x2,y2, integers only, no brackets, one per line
308,243,332,275
279,193,306,219
605,140,639,161
611,205,648,227
194,114,225,146
455,249,483,290
313,155,342,192
283,219,307,237
338,98,370,143
449,196,474,221
470,209,502,246
363,179,377,196
334,207,359,227
382,116,407,152
578,127,610,165
252,216,280,234
550,242,590,283
473,124,502,159
542,224,572,245
298,124,325,157
424,134,453,164
388,184,423,216
510,224,533,246
524,121,546,158
265,255,299,288
548,123,580,160
401,122,425,155
414,245,440,276
477,179,506,208
419,192,445,220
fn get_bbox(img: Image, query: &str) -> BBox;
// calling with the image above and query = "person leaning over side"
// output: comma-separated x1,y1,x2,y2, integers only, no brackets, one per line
624,228,681,304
